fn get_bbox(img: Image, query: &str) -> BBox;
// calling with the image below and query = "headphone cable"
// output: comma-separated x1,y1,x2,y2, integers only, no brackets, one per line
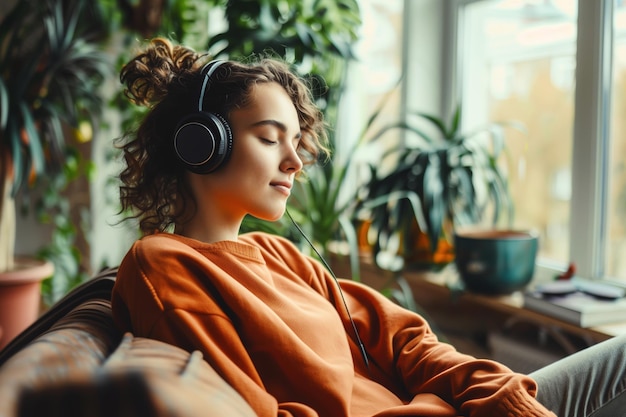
285,209,370,371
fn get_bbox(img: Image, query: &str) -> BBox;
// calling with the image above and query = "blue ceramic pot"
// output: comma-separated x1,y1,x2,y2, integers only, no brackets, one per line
454,230,539,295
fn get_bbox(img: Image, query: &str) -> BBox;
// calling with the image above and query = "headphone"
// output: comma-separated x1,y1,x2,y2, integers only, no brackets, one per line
173,60,234,174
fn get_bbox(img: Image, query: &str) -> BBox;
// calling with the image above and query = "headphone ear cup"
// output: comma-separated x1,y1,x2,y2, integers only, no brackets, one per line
173,112,233,174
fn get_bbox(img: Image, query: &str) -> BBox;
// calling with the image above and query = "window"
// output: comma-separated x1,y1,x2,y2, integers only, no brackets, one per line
460,0,577,267
451,0,626,283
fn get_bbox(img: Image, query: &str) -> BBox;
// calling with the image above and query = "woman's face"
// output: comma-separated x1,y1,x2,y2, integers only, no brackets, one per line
197,82,304,223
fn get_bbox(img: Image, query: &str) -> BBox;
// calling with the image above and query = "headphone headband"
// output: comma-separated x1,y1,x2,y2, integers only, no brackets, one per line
198,60,226,112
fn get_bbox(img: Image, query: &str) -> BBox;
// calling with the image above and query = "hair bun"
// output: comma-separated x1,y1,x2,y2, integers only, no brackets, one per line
120,38,203,107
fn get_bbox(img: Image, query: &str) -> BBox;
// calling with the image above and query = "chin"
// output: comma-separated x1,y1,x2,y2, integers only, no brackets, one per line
253,209,286,223
266,212,285,222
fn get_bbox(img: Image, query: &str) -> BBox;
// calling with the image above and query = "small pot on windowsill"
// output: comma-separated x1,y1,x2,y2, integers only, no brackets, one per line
0,256,53,350
454,229,539,295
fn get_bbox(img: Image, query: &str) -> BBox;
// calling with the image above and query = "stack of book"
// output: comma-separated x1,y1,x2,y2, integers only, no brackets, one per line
523,280,626,328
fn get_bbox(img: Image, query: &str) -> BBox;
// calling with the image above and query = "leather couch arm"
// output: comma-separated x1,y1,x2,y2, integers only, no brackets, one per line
16,334,256,417
0,299,121,417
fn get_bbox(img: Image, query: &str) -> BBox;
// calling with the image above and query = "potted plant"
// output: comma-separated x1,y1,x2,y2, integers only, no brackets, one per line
358,105,523,271
0,0,108,348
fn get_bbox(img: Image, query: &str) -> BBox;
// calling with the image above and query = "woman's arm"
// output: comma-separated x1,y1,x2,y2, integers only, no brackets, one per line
334,279,556,417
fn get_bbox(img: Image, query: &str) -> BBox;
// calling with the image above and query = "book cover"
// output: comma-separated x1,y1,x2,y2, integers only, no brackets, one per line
523,289,626,328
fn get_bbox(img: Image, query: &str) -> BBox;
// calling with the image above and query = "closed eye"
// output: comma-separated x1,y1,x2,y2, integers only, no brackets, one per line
260,138,277,145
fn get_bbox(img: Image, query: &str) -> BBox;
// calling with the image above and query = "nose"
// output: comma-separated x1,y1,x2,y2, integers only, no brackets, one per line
281,143,303,173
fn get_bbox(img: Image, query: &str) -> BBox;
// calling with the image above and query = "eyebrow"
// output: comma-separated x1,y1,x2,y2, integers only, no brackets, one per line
251,119,302,138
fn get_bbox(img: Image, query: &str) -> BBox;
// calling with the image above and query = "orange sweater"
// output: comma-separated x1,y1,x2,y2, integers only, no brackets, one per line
111,232,555,417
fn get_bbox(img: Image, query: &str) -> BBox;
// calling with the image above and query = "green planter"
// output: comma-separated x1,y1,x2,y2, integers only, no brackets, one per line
454,230,538,295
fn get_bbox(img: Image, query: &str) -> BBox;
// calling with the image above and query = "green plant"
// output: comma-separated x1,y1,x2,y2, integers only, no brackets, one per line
0,0,108,292
207,0,360,85
359,105,522,269
106,0,217,145
35,146,94,305
207,0,360,135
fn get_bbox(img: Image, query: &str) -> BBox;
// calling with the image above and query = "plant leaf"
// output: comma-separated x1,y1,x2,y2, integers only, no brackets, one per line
0,78,7,130
20,102,45,175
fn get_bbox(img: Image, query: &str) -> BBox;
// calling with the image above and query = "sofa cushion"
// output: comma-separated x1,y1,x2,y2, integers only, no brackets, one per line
16,333,256,417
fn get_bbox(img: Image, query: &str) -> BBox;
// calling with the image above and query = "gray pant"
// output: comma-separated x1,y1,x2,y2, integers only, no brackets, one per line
530,333,626,416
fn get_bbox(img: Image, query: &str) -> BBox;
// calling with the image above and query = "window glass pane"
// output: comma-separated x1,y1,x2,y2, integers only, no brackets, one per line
461,0,578,267
607,0,626,279
346,0,404,153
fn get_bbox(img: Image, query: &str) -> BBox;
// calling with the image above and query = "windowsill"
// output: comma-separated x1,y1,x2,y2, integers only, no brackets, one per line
410,266,626,337
331,256,625,342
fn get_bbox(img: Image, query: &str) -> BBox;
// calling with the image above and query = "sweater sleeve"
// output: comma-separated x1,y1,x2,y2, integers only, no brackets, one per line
333,279,556,417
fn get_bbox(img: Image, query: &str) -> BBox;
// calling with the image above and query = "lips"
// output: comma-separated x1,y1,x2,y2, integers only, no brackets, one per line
271,181,292,196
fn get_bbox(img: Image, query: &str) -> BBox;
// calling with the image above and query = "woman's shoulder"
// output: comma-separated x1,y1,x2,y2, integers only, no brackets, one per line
239,231,300,253
128,232,188,254
121,233,208,270
131,231,293,250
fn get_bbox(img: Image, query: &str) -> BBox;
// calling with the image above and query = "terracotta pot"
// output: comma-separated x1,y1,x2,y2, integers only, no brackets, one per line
358,218,455,271
402,219,455,271
0,257,53,350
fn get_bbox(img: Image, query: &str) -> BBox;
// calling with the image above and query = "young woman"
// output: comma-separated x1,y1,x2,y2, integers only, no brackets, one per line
111,37,626,417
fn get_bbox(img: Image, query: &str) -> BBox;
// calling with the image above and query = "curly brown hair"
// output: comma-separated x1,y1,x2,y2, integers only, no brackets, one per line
117,38,329,235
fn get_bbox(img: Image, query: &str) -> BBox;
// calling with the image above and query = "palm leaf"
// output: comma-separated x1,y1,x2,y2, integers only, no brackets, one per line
19,102,45,176
0,78,7,130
